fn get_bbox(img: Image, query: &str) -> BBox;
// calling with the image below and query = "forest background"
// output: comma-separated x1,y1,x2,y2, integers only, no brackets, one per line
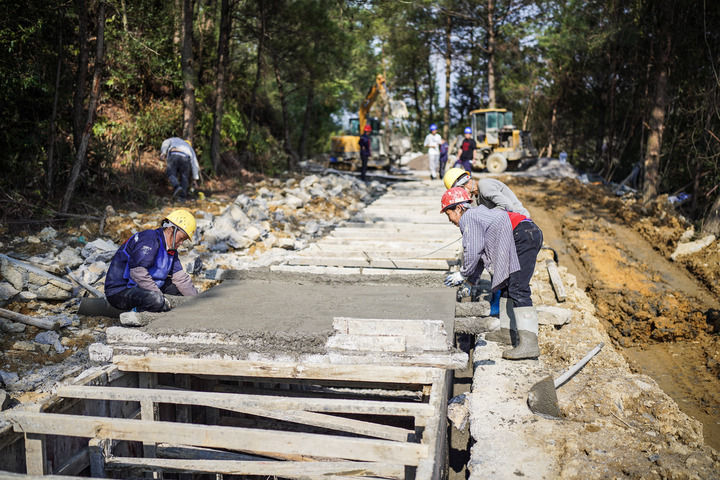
1,0,719,232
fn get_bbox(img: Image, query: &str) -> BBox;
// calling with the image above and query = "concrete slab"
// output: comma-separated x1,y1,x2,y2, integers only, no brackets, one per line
138,274,456,356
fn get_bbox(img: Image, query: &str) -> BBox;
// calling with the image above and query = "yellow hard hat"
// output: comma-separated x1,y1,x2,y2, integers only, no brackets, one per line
443,167,471,190
163,209,196,239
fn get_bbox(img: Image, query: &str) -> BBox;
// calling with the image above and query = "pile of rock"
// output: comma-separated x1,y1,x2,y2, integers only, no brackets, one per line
0,171,387,393
200,173,384,253
0,237,118,308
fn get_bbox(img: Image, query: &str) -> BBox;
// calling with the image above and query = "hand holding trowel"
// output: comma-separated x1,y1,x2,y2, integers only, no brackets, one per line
527,342,604,417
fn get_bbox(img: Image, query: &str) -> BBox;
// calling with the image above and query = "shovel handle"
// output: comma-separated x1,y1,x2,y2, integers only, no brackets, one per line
554,342,604,388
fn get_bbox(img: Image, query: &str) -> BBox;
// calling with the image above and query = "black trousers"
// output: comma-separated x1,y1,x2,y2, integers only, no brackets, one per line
500,221,543,307
107,280,181,312
360,154,369,180
167,152,191,197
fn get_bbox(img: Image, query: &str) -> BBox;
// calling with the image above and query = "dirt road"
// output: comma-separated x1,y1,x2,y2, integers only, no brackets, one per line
506,174,720,450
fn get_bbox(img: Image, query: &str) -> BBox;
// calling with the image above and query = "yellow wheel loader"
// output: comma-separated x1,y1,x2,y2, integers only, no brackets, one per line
466,108,537,173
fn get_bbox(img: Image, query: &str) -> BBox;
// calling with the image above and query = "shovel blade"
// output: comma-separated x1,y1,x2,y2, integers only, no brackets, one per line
527,376,561,418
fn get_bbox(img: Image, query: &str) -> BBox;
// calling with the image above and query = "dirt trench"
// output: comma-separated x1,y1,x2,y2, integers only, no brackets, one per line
508,175,720,451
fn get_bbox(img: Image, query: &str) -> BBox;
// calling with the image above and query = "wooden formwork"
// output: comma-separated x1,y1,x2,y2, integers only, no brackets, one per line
3,355,451,479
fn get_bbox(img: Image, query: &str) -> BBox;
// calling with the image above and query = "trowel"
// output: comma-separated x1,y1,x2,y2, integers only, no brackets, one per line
527,342,604,417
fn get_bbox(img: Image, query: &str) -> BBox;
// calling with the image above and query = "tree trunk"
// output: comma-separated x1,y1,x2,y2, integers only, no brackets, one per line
72,0,89,153
426,60,434,122
703,192,720,235
210,0,231,173
173,0,181,51
443,12,452,141
47,18,63,194
61,1,105,214
195,0,215,88
487,0,496,108
181,0,196,141
412,76,423,138
298,84,315,162
273,60,299,171
547,101,557,158
642,33,671,203
120,0,128,32
244,0,265,152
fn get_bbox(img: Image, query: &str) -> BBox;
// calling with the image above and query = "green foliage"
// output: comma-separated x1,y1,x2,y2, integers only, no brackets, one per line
1,0,718,222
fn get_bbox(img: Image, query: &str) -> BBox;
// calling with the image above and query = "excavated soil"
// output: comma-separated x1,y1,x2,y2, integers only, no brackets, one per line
508,175,720,451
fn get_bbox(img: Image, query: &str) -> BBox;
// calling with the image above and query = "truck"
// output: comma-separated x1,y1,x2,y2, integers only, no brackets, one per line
329,74,411,171
466,108,537,173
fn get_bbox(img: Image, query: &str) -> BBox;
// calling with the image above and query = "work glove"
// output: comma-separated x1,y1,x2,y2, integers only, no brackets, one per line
161,296,172,312
444,271,465,287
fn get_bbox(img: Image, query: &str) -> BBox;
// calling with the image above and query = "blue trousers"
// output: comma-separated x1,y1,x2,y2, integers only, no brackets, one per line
454,159,472,172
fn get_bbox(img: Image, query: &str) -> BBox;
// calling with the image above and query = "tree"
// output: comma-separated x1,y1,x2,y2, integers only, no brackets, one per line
181,0,197,140
210,0,231,173
61,0,106,214
642,1,672,203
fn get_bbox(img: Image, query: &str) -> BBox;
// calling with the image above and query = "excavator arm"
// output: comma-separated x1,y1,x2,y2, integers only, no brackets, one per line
358,74,386,133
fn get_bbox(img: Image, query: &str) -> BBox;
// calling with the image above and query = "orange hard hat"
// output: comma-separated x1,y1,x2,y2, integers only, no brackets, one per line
440,187,471,213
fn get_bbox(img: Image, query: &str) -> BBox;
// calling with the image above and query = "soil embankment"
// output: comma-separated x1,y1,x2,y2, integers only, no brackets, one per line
508,174,720,451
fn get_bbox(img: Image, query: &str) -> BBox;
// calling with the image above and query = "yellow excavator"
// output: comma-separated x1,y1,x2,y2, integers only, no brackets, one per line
467,108,537,173
330,74,411,171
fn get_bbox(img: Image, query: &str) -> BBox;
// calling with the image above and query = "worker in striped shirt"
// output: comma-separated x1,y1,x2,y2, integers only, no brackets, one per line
440,187,543,360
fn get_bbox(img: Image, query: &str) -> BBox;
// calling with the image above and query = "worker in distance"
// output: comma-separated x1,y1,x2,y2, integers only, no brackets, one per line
440,187,543,360
443,167,531,217
104,209,199,312
160,137,200,201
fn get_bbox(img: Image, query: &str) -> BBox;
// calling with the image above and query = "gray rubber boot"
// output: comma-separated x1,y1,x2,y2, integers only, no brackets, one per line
485,297,516,345
502,306,540,360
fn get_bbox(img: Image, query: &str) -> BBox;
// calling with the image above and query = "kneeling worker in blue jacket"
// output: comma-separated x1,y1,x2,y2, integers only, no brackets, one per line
104,209,199,312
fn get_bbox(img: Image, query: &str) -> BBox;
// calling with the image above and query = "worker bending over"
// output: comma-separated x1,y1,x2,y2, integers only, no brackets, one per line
441,187,543,360
104,209,199,312
160,137,200,200
443,168,531,217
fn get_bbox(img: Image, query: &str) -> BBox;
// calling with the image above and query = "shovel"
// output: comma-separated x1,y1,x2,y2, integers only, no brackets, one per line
527,342,604,418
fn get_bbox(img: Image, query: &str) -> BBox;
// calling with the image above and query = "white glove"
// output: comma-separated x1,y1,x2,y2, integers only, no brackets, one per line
444,271,465,287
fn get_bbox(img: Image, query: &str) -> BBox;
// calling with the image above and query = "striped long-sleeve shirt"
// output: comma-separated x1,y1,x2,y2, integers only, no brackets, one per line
458,205,520,290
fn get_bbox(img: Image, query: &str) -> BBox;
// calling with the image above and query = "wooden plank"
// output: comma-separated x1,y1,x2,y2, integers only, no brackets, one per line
156,443,266,461
7,412,428,465
88,438,109,478
54,447,89,476
546,259,567,302
0,473,110,480
224,407,415,442
0,307,59,330
112,355,437,384
104,457,404,478
138,372,157,466
24,433,46,475
58,385,433,421
415,369,450,480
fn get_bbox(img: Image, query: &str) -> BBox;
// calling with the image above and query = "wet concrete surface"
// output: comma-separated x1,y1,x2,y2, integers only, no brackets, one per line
142,274,457,354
